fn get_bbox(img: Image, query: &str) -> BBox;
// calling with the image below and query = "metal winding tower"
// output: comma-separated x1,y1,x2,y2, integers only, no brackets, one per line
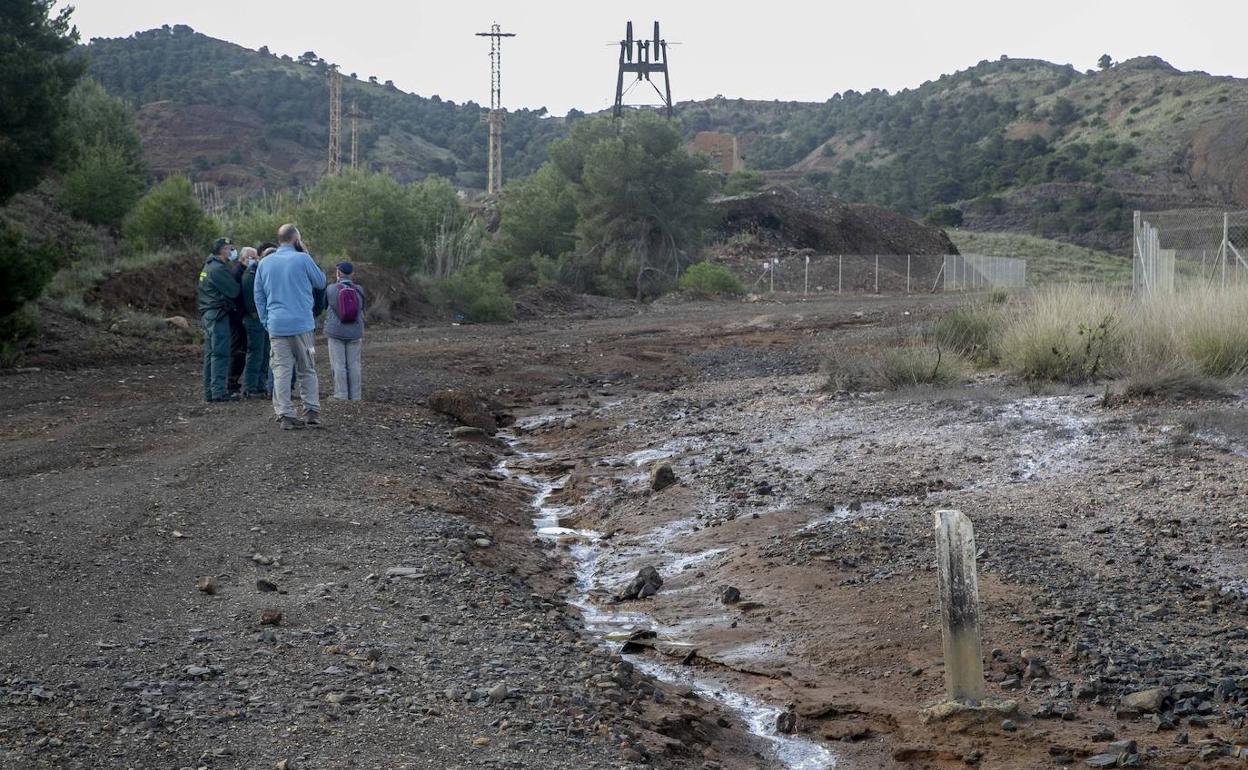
347,101,365,171
327,65,343,176
613,21,673,119
476,23,515,195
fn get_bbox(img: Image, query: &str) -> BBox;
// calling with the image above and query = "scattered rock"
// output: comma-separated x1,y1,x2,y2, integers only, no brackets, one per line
164,316,191,333
1117,687,1168,716
487,683,510,703
776,711,797,734
255,579,278,593
617,566,663,601
650,462,677,492
427,390,499,434
719,586,741,605
260,609,283,626
195,576,216,595
473,538,492,548
451,425,488,439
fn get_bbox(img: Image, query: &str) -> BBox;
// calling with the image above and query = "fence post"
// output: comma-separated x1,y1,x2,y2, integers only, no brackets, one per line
906,255,911,294
838,255,842,295
934,509,986,703
874,255,879,294
1224,212,1231,288
804,255,810,297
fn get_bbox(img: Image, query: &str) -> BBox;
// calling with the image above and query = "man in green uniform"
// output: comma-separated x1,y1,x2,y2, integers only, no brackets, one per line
198,237,241,402
239,246,270,397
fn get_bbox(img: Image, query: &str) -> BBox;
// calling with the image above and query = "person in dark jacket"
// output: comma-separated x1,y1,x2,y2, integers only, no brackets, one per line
225,243,246,396
198,237,241,402
324,261,366,400
239,247,269,397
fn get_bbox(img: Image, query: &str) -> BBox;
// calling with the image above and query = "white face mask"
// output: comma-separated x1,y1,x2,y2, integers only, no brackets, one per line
228,249,239,262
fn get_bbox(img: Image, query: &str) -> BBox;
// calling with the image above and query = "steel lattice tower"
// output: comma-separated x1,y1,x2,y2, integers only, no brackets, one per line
327,65,343,176
476,24,515,195
347,101,365,171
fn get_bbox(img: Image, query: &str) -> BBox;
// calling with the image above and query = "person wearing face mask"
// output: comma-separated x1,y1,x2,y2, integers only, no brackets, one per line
198,237,242,402
224,243,248,397
238,247,270,398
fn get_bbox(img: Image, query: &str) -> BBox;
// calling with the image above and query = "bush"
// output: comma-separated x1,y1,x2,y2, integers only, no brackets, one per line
931,302,1004,364
0,219,61,364
678,262,743,297
57,143,144,226
824,343,966,391
925,205,964,227
998,286,1124,382
435,268,513,323
721,169,765,197
123,176,216,252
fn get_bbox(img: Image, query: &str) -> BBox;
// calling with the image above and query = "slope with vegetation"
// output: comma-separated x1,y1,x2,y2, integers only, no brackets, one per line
681,56,1248,250
945,229,1131,285
82,25,563,192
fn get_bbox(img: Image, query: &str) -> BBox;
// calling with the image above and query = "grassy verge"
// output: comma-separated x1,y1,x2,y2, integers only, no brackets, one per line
938,284,1248,387
946,230,1131,285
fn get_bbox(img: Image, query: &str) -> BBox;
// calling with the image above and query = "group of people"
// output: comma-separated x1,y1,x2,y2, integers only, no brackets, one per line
196,223,366,430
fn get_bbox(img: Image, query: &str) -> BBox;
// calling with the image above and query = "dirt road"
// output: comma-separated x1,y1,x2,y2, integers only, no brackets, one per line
3,293,1247,769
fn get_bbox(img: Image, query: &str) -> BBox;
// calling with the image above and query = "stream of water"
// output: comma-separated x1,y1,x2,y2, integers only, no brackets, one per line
497,431,837,770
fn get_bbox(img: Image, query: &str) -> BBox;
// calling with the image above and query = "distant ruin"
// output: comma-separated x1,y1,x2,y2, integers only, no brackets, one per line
690,131,741,173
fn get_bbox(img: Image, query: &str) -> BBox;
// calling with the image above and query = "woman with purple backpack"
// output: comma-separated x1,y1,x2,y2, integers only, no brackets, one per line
324,261,366,401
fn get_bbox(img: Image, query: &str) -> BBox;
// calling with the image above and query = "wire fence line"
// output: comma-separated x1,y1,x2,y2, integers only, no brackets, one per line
744,254,1027,295
1134,209,1248,296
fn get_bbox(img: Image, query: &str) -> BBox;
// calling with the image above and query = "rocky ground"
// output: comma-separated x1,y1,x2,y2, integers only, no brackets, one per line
2,291,1247,769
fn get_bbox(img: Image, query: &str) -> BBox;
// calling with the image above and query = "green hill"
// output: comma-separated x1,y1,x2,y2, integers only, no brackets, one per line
680,56,1248,250
82,25,563,192
82,30,1248,252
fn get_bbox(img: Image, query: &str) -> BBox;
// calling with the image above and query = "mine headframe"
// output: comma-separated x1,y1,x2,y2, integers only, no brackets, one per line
613,21,673,119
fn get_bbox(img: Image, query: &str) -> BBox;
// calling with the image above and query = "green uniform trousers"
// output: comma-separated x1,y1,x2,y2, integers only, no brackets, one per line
201,311,232,401
242,316,270,395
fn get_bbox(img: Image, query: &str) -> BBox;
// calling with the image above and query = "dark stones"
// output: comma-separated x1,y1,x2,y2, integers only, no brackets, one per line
617,567,663,601
650,463,677,492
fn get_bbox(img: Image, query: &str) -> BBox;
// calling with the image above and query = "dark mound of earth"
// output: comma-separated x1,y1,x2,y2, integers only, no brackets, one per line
710,186,957,258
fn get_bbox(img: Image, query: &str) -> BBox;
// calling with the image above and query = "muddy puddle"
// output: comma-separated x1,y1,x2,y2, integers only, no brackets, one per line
497,426,837,770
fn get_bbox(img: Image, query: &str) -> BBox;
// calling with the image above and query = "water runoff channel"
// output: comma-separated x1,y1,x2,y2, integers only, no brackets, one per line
496,417,837,770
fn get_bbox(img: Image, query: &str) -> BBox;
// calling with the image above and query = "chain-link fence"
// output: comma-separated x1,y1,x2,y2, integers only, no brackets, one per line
942,254,1028,292
743,254,1026,295
1134,210,1248,296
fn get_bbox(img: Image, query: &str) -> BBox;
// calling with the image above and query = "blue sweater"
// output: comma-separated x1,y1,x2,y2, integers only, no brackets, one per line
254,245,327,337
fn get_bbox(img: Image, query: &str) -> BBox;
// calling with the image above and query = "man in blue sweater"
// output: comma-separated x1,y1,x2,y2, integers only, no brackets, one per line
254,224,327,430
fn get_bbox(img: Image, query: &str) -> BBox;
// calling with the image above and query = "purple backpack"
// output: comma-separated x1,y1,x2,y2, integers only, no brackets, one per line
336,282,360,323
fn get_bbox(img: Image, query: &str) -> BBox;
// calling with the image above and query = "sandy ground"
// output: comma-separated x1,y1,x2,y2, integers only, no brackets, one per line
3,292,1248,769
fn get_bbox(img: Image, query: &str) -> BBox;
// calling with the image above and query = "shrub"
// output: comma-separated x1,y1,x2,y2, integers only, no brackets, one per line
435,268,513,323
678,262,743,297
123,176,216,252
931,302,1004,364
57,143,144,226
998,286,1125,382
0,220,61,364
824,343,966,392
722,169,765,197
925,205,964,227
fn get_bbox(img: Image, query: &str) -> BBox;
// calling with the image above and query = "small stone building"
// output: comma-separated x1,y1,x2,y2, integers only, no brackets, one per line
689,131,741,173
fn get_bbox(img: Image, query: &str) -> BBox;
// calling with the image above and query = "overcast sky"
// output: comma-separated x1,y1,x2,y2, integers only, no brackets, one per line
61,0,1248,115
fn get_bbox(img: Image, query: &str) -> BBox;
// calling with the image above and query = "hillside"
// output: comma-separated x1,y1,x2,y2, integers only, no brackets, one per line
82,25,564,193
680,56,1248,251
82,30,1248,252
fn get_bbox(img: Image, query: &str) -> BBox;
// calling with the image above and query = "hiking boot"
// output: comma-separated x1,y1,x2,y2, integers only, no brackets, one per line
209,393,241,403
278,415,305,430
243,390,268,400
303,410,321,427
